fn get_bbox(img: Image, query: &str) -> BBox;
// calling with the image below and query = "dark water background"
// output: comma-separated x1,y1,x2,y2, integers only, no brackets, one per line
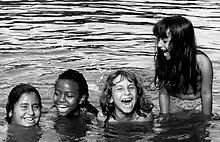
0,0,220,141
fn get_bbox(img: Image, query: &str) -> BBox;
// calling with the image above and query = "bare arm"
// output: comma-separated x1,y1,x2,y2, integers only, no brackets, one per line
159,87,170,114
97,110,106,122
146,111,153,121
197,54,213,115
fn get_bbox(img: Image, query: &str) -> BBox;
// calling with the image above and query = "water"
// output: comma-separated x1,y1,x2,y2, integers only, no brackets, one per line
0,0,220,141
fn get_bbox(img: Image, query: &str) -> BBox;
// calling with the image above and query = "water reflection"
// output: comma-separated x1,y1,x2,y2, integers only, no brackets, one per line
0,0,220,141
6,124,42,142
53,115,92,141
99,122,154,142
153,117,212,142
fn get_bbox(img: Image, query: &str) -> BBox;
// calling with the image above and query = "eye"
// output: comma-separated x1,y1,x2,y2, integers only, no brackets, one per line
163,40,168,44
163,37,170,44
54,91,61,96
129,85,135,90
116,87,123,91
20,105,28,109
66,93,75,98
33,104,40,110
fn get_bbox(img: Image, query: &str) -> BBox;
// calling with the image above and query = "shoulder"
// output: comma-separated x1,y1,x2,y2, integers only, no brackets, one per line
136,111,154,122
97,111,107,122
196,51,213,72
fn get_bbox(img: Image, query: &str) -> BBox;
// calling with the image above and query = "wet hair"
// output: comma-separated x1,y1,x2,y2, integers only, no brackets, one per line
5,83,42,124
55,69,98,116
100,70,153,124
153,15,199,95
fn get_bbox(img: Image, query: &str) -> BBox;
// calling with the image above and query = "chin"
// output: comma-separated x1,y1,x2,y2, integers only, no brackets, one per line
58,111,69,116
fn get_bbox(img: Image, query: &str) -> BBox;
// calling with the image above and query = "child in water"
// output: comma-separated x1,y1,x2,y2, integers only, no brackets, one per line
152,15,213,119
53,69,98,117
5,83,42,127
97,70,154,124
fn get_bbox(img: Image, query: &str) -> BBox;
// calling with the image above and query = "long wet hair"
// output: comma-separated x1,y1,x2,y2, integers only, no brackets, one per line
100,70,153,123
55,69,98,116
153,15,200,95
5,83,42,124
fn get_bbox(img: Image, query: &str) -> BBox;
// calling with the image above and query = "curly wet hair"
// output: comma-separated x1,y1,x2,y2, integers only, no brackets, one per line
100,70,153,123
153,15,200,95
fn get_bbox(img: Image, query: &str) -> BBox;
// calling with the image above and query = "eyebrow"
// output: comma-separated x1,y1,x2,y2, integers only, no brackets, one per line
114,82,135,86
20,102,40,105
55,89,76,94
20,103,29,105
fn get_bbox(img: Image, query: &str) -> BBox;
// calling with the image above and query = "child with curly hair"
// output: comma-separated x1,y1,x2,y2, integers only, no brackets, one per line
97,70,154,124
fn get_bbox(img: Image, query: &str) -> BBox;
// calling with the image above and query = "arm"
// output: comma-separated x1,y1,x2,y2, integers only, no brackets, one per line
197,54,213,115
159,87,170,115
146,111,153,121
97,110,106,122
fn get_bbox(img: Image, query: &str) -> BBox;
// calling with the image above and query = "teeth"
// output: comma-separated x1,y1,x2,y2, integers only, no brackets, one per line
163,51,170,59
122,98,132,103
58,105,67,108
57,105,68,112
25,117,34,121
164,52,169,56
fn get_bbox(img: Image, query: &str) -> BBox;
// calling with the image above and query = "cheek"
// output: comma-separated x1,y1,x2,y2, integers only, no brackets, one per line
13,107,22,115
35,109,41,116
131,88,137,95
112,91,120,100
68,97,80,105
12,111,23,121
53,95,60,102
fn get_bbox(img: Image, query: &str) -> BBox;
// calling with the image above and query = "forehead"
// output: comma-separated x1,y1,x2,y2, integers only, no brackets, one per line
112,75,133,85
55,79,79,90
17,92,39,103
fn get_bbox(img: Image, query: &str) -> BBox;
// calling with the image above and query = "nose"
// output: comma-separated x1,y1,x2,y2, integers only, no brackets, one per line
157,39,162,47
28,107,35,115
157,39,166,50
59,93,66,102
124,88,130,96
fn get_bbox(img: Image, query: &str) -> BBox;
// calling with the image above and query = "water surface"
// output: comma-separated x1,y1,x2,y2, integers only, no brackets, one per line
0,0,220,141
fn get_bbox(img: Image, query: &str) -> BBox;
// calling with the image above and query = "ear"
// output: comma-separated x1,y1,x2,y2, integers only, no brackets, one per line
9,110,12,117
109,97,113,103
79,95,86,105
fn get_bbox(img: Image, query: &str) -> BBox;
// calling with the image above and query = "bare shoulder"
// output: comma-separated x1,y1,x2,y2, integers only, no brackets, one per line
97,111,107,122
136,111,154,122
196,52,213,72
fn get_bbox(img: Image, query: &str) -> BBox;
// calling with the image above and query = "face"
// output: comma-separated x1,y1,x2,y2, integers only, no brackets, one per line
156,29,172,60
12,92,41,127
111,75,137,117
54,79,81,116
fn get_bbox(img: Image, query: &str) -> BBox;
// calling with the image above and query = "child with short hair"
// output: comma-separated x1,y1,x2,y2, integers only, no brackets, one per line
53,69,98,117
6,83,42,127
97,70,154,124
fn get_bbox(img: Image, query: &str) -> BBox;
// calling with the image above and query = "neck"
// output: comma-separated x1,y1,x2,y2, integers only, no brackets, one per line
114,110,136,122
68,108,81,117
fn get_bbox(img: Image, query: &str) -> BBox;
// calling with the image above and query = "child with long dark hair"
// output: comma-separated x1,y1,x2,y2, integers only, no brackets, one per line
97,70,153,124
152,15,213,119
6,83,42,127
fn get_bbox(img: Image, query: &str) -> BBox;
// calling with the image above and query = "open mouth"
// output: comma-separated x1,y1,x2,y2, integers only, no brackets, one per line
163,50,170,59
57,104,69,112
24,117,36,123
121,98,133,106
58,104,68,108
